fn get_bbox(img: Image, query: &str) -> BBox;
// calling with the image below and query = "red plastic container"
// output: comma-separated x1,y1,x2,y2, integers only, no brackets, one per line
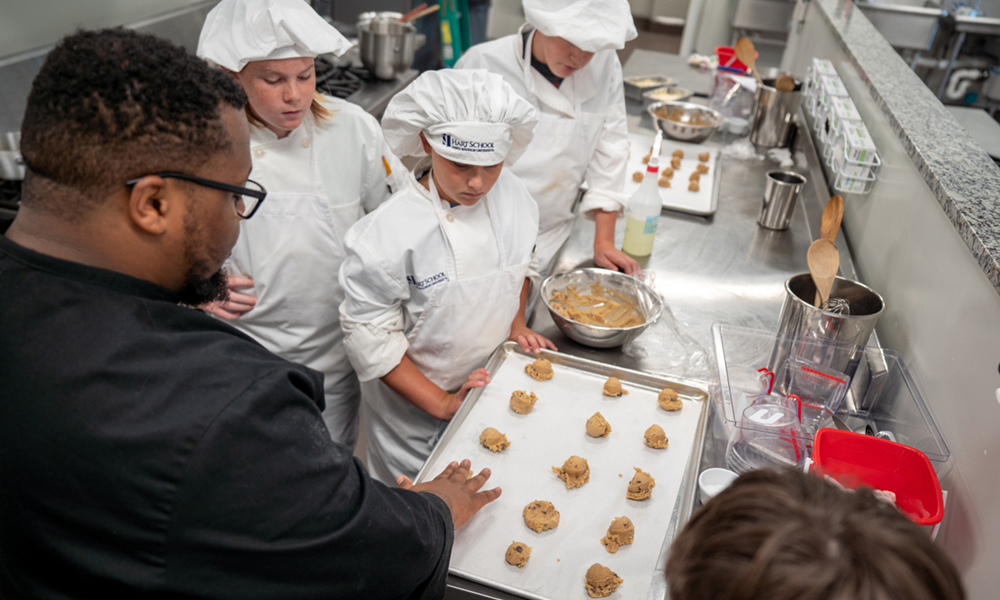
715,46,757,73
811,429,943,526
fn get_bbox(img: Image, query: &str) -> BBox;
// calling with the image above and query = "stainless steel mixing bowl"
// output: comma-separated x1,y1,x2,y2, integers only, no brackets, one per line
541,268,663,348
647,101,723,143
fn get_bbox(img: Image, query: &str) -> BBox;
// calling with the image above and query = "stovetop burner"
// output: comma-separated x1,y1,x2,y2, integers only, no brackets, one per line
314,57,369,100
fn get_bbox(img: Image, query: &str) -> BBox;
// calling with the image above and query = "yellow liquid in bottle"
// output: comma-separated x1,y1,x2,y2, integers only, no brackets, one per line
622,214,657,257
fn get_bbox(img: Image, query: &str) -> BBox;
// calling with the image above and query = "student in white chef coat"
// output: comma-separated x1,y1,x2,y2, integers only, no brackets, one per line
339,69,556,484
455,0,640,278
196,0,405,448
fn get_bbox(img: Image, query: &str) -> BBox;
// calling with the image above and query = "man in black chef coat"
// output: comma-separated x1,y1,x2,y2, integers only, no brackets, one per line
0,28,499,600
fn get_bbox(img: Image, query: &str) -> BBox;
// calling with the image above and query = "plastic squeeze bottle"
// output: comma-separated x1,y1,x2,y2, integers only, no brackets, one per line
622,134,663,257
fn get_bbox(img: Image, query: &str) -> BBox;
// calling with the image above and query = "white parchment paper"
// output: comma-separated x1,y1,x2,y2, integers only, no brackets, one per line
421,351,704,600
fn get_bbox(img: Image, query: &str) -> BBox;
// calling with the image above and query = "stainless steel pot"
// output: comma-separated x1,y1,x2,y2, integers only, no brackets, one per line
749,77,802,148
358,17,415,80
0,132,25,181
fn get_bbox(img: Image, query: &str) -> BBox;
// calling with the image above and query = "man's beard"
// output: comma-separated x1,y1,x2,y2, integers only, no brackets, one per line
177,262,230,306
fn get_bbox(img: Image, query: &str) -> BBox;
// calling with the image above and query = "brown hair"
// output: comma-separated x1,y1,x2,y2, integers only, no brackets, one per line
244,91,334,129
666,468,964,600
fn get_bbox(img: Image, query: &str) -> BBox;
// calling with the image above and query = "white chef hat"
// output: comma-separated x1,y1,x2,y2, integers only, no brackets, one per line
382,69,538,167
523,0,637,53
196,0,352,72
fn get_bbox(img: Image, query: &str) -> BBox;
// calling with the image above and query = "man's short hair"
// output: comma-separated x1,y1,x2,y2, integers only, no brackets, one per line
666,468,964,600
20,28,246,218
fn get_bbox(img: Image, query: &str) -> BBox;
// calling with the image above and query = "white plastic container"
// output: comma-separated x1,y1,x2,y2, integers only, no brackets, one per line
622,159,662,257
823,97,863,143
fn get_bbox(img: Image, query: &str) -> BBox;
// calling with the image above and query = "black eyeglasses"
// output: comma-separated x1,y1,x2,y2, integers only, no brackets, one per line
125,172,267,219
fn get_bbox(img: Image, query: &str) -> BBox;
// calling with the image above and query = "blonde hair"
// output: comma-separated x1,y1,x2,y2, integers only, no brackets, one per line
245,91,335,129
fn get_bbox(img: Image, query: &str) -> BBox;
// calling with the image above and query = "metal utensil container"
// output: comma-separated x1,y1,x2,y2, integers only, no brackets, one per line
358,17,415,80
770,274,885,380
647,101,723,143
757,170,807,230
541,268,664,348
749,77,803,148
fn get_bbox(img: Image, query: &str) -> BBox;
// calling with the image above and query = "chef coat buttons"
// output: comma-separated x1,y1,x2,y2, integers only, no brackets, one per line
301,137,311,148
445,213,455,223
253,148,265,159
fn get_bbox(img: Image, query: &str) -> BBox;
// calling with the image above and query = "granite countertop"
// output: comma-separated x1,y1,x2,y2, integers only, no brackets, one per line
815,0,1000,294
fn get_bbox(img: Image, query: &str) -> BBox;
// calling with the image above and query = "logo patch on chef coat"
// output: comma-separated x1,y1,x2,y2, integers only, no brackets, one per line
441,134,495,153
407,272,449,290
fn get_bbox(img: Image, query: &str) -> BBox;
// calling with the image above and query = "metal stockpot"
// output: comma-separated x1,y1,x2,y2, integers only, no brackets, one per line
0,132,25,181
769,274,885,381
749,77,803,148
358,17,415,80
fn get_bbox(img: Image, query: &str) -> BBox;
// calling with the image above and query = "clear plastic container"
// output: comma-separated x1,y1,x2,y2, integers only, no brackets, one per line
712,324,951,473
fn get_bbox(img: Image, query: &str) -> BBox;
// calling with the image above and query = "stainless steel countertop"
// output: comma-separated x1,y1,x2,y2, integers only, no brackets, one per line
445,51,858,600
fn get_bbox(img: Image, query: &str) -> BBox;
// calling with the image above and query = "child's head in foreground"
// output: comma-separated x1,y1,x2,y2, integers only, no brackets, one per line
666,468,964,600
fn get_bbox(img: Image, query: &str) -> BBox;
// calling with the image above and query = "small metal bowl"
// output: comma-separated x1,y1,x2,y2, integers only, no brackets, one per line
647,101,723,143
541,268,663,348
642,86,693,109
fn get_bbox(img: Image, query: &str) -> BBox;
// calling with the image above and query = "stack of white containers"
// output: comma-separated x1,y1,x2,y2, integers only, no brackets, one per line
803,58,881,194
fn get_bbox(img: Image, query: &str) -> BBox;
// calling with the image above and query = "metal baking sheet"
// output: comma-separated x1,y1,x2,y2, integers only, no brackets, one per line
624,133,722,216
416,343,709,600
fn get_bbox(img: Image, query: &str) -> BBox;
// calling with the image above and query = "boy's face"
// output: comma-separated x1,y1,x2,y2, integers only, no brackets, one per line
421,134,504,206
531,31,595,78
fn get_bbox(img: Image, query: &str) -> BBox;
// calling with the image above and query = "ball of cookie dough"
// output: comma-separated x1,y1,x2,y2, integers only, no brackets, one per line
510,390,539,414
601,516,635,553
586,412,612,438
632,171,644,182
662,166,674,178
688,181,700,192
641,152,651,164
505,541,532,568
627,467,656,500
698,151,710,162
644,424,669,449
585,563,624,598
672,149,684,159
480,427,511,452
671,156,682,169
552,455,590,489
523,500,560,532
602,376,629,397
696,163,709,174
657,388,683,411
689,171,700,182
525,358,554,381
658,177,671,188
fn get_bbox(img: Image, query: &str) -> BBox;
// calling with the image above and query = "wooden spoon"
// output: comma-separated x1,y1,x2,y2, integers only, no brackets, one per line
734,38,762,86
820,195,844,244
775,75,796,92
399,3,439,22
808,239,839,308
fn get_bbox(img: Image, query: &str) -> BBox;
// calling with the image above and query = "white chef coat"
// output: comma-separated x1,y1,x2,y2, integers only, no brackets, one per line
456,24,631,276
224,96,406,448
339,168,540,482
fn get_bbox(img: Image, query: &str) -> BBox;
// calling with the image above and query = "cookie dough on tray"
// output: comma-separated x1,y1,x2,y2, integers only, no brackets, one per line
586,412,612,438
644,424,669,449
602,376,629,397
505,541,531,568
601,516,635,553
585,563,624,598
479,427,510,452
657,388,683,411
627,467,656,500
510,390,538,414
525,358,554,381
523,500,560,533
552,455,590,489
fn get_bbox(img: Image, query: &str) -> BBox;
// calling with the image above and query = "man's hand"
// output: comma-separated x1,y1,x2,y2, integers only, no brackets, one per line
201,276,258,320
594,241,640,275
509,323,558,354
398,459,501,529
436,368,491,421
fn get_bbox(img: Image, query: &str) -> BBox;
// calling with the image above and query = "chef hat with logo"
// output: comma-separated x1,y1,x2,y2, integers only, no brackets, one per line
523,0,637,53
197,0,352,72
382,69,538,167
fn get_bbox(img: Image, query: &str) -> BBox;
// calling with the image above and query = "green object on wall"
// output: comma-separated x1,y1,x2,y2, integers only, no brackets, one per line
439,0,467,67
